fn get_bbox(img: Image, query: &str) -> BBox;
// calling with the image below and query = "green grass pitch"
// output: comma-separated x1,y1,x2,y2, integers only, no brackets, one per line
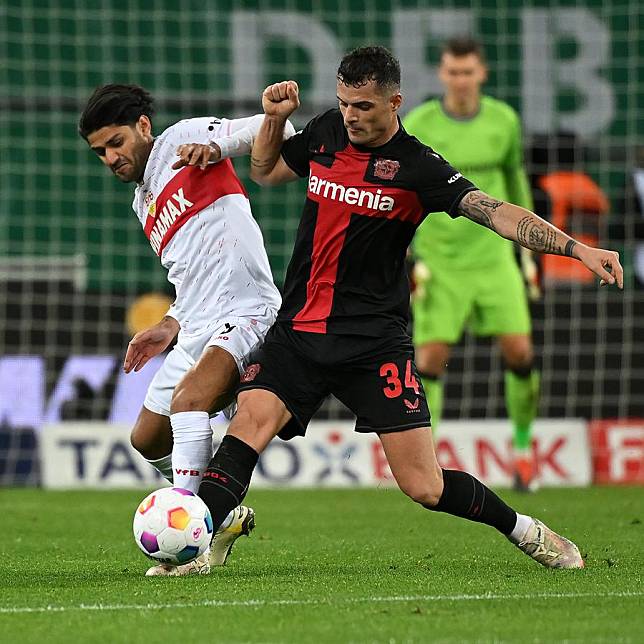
1,487,642,643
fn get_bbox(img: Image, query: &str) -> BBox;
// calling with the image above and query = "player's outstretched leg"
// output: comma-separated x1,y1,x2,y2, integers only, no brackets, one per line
380,427,583,569
199,434,260,529
198,389,288,539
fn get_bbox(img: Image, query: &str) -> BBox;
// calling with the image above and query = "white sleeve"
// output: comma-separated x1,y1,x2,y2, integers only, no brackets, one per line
165,302,183,327
212,115,296,160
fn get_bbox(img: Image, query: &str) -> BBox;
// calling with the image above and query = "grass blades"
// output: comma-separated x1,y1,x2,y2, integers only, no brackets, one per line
0,487,642,643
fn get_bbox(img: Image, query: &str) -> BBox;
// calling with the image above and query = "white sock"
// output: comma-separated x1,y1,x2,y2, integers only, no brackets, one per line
508,513,534,543
170,411,213,493
146,453,174,484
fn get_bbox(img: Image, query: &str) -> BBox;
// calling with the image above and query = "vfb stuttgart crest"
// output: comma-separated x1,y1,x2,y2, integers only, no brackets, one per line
374,158,400,180
144,191,156,218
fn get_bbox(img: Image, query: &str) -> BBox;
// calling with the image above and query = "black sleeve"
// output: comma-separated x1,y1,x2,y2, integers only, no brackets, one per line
280,114,321,177
416,147,477,217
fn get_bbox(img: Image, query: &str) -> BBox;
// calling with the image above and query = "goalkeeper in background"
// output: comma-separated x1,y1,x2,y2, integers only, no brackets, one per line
404,36,540,491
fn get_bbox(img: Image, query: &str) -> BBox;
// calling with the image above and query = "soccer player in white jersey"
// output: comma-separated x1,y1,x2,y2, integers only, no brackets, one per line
79,84,291,576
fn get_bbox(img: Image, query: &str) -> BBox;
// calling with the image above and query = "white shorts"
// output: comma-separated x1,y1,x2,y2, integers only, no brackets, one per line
144,311,276,417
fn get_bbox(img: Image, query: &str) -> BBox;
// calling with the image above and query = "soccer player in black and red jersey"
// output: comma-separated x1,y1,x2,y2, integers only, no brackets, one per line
194,46,623,569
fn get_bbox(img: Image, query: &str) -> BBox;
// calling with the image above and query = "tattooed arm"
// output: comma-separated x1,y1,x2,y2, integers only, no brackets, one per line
456,190,624,288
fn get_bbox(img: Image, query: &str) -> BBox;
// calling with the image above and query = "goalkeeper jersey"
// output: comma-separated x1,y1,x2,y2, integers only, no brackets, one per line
403,96,533,270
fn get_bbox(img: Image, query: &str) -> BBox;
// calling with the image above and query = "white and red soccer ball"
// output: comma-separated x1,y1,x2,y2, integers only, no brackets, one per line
133,487,213,565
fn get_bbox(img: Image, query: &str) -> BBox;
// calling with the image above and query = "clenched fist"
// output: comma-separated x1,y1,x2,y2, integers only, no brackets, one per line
262,81,300,119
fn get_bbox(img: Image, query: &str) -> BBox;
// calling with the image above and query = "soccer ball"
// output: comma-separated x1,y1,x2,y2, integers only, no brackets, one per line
133,487,213,565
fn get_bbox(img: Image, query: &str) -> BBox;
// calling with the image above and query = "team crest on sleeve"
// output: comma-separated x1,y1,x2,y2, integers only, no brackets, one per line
144,191,156,218
374,158,400,180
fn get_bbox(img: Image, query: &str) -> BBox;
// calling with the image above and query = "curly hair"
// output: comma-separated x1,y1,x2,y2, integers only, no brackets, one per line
337,46,400,92
78,84,154,139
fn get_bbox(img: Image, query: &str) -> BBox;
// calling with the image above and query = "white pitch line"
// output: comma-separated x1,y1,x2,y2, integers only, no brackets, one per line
1,590,642,615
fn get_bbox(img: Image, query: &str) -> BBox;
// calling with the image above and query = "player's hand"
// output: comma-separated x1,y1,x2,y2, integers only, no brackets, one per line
576,245,623,289
520,247,542,301
123,317,180,373
172,143,221,170
410,259,431,301
262,81,300,119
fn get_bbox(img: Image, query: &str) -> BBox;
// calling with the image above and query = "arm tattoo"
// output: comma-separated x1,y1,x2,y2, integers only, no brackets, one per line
564,240,577,257
516,217,559,253
456,190,503,230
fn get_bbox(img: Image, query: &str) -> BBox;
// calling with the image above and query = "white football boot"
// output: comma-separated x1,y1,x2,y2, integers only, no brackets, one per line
145,505,255,577
513,518,584,569
145,551,211,577
209,505,256,566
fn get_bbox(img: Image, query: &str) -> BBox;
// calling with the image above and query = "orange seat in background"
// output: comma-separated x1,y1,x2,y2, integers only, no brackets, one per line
538,171,610,284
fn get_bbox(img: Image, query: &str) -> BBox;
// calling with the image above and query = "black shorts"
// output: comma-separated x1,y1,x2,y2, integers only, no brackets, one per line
237,323,430,440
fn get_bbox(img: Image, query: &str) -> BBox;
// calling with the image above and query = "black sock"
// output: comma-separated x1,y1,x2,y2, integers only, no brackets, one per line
505,362,534,379
198,435,259,531
429,469,517,535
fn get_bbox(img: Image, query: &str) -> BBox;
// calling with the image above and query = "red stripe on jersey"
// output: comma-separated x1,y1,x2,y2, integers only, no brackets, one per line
292,149,423,333
144,160,248,256
291,205,354,333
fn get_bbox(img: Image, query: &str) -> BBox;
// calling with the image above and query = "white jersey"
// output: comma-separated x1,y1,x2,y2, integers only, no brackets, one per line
132,116,281,336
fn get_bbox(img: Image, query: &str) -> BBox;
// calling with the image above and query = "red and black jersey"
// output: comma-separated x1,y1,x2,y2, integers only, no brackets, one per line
279,108,476,336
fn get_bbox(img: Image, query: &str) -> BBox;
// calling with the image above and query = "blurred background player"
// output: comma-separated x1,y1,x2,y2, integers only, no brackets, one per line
79,84,292,575
404,36,540,491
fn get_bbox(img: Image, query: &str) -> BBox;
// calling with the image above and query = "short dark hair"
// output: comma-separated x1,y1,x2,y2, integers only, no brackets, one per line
441,36,486,62
337,46,401,92
78,84,154,139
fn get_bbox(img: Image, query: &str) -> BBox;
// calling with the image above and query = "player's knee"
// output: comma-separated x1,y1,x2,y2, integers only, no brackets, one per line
505,351,534,375
398,475,444,508
227,391,288,453
170,382,208,414
230,402,270,443
501,338,534,373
